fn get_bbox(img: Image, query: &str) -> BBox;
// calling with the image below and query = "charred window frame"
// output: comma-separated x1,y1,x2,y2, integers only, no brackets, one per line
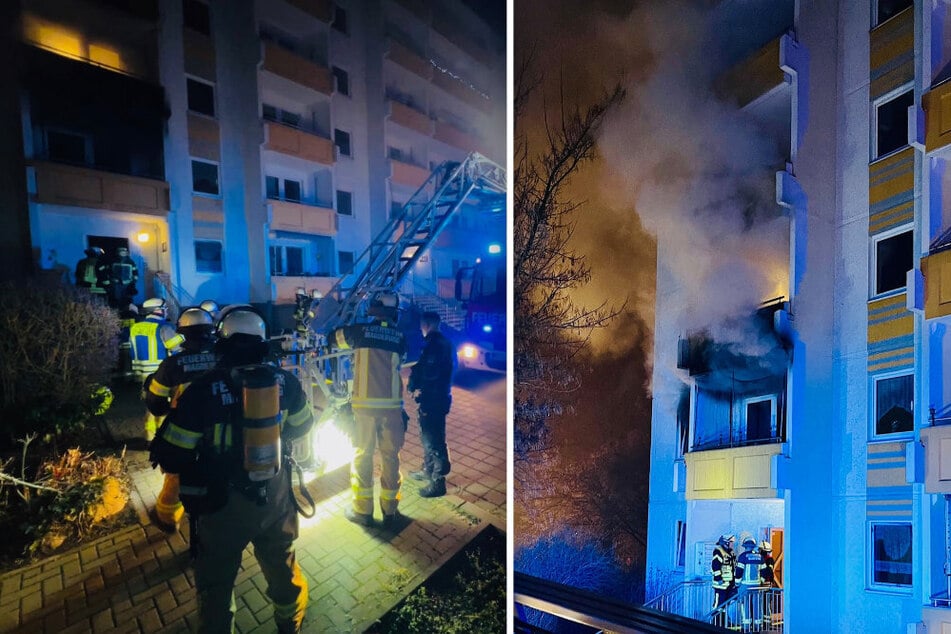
869,522,913,591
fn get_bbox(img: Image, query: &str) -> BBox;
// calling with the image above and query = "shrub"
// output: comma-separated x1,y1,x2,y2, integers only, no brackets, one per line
0,280,118,443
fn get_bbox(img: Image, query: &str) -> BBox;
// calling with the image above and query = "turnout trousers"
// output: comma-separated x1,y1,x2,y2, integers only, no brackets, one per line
194,474,307,633
351,407,405,516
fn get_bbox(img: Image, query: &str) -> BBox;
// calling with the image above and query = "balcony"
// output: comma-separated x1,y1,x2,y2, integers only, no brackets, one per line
715,36,785,108
30,160,169,216
389,158,430,189
920,424,951,493
921,241,951,319
261,41,333,96
268,198,336,237
434,119,478,152
263,120,334,165
684,443,784,500
388,99,433,136
432,69,491,113
922,79,951,154
385,38,432,80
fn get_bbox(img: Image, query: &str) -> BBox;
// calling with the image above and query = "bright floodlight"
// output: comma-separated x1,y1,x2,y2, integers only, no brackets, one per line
487,243,501,254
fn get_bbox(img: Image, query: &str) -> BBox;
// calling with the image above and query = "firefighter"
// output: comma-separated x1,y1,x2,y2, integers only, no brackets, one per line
332,292,407,528
759,540,776,626
145,308,219,532
74,247,106,297
117,302,139,379
711,532,737,621
199,299,221,322
149,307,313,633
292,287,309,335
130,298,176,439
734,532,765,627
109,246,139,307
407,311,455,497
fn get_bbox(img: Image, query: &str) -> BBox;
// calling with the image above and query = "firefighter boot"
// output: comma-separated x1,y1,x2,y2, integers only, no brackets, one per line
344,507,374,527
419,477,446,498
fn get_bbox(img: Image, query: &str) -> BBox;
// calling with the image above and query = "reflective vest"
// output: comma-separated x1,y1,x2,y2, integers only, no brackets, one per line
130,316,173,377
711,545,736,590
333,320,406,410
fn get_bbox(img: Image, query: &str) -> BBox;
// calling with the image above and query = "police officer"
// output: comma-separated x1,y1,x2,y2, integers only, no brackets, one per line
74,247,106,297
711,533,737,618
149,308,313,633
145,308,218,532
408,311,455,497
332,292,407,528
735,532,765,627
130,298,176,439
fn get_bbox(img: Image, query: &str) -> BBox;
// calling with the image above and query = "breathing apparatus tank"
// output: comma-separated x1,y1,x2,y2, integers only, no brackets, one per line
233,365,282,487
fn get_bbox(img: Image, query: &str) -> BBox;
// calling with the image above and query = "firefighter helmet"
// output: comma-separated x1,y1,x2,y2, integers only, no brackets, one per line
142,297,166,315
717,534,735,547
217,308,267,341
739,532,756,549
759,541,772,553
199,299,220,318
84,246,104,257
368,291,399,319
177,307,214,334
295,287,307,297
117,247,129,257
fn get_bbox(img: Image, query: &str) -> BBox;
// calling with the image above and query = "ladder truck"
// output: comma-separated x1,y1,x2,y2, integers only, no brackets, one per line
290,152,506,475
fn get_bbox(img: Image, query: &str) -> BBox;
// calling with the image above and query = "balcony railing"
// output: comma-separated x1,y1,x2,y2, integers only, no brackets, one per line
262,111,329,139
260,41,333,95
263,120,335,164
684,443,784,500
644,579,713,622
268,197,336,236
709,587,784,632
923,77,951,154
29,160,169,215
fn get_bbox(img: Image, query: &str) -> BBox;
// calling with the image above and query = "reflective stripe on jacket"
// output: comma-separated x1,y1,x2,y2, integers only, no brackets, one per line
334,321,406,409
711,546,736,589
130,316,173,375
736,550,765,586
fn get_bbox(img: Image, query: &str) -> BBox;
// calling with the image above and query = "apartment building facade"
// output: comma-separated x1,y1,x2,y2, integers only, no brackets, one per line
646,0,951,631
14,0,504,318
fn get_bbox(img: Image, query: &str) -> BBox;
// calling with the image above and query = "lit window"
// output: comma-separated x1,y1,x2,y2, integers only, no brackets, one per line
873,229,912,295
336,190,353,215
186,78,215,117
332,5,348,34
194,240,222,273
875,89,913,158
338,250,354,275
191,159,219,195
183,0,211,35
874,373,913,437
876,0,912,26
334,129,352,157
870,523,912,588
333,66,350,96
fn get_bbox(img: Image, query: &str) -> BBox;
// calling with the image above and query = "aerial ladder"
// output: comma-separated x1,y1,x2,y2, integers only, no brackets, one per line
290,152,505,473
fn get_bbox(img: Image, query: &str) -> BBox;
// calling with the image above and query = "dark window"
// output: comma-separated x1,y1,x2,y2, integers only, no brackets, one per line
47,130,87,164
675,521,687,568
186,78,215,117
332,66,350,96
269,246,282,275
871,523,912,586
875,230,913,295
280,110,301,127
336,190,352,215
183,0,210,35
338,250,354,274
262,103,278,121
334,129,351,157
390,200,404,219
286,247,303,275
265,176,279,199
876,90,913,158
746,399,774,442
284,180,301,202
191,160,219,195
194,240,222,273
877,0,912,25
332,5,348,34
875,374,914,436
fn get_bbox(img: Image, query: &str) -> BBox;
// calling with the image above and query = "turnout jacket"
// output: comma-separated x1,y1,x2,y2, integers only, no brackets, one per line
150,364,314,486
130,315,176,376
407,330,454,412
145,343,219,416
735,549,765,586
711,545,737,590
333,320,406,410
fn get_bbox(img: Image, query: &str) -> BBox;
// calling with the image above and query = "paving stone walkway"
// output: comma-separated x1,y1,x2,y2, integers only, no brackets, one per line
0,371,506,633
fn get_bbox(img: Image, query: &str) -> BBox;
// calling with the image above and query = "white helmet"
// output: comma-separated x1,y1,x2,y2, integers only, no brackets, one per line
217,308,266,341
739,531,756,549
759,540,773,553
177,307,214,330
368,291,399,319
199,299,220,317
142,297,166,315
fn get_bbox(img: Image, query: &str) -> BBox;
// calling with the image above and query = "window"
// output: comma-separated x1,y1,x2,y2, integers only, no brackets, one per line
677,388,691,457
390,200,404,220
269,245,304,276
266,176,303,201
336,190,353,215
875,89,913,158
332,66,350,96
674,521,687,568
46,130,89,164
183,0,210,35
744,396,777,443
338,250,354,274
870,523,912,588
284,180,301,202
191,159,219,195
332,5,348,34
874,373,914,436
186,78,215,117
194,240,222,273
266,175,280,199
874,229,913,295
334,129,352,157
876,0,912,25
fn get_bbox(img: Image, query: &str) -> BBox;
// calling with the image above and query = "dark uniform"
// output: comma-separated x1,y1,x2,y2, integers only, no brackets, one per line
150,362,313,633
75,248,106,297
109,248,139,307
711,540,737,608
735,538,765,626
333,317,406,522
407,326,454,486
